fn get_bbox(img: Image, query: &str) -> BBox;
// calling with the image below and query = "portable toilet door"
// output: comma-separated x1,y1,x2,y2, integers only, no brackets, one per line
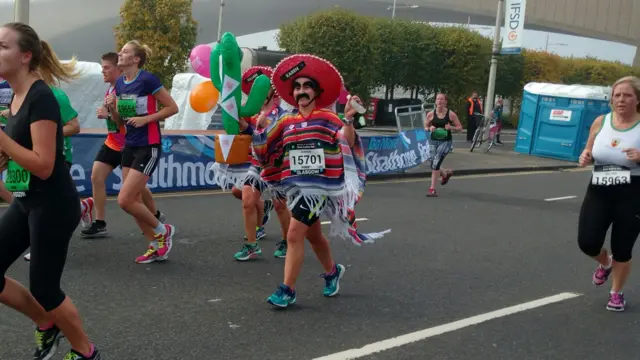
514,87,540,154
524,83,610,162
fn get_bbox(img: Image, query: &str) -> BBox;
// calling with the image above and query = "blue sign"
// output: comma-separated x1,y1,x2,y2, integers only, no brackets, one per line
66,129,432,196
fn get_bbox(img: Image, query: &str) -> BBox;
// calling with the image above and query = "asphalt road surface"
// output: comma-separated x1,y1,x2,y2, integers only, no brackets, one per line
1,169,637,360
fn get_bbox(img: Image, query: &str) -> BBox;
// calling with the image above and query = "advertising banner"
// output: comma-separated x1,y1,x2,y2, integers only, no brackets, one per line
501,0,527,55
64,129,431,196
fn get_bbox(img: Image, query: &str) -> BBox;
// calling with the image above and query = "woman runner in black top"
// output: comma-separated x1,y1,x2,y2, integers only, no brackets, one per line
425,93,462,197
0,23,100,360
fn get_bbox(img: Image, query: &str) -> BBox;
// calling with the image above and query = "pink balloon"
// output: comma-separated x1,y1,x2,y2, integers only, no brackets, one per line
190,44,211,78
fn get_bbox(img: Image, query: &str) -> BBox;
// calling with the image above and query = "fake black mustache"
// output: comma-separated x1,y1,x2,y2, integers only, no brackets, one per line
295,93,310,102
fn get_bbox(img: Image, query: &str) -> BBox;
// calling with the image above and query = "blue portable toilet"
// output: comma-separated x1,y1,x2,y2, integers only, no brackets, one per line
515,82,611,162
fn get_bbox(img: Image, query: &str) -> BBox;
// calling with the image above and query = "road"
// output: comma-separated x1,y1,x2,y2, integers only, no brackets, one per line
1,169,637,360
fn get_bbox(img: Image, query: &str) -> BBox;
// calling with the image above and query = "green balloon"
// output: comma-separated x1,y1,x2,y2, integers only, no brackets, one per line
210,32,271,134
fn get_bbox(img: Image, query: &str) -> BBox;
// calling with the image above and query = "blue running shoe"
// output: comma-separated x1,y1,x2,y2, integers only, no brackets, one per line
322,264,345,297
267,284,297,308
262,199,274,226
256,226,266,240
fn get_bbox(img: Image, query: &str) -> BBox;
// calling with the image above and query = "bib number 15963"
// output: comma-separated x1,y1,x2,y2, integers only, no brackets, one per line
592,165,631,186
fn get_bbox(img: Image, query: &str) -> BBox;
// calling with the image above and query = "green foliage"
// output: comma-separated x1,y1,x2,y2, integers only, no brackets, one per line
276,8,379,103
114,0,198,88
277,8,639,128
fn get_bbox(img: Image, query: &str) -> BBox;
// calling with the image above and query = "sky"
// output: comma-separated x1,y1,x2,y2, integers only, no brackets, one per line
236,23,637,65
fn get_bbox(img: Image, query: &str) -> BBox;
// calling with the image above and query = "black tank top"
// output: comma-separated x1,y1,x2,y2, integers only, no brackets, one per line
430,109,452,141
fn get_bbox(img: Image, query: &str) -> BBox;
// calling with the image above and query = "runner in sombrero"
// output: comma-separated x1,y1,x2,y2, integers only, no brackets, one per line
229,66,291,260
252,54,368,308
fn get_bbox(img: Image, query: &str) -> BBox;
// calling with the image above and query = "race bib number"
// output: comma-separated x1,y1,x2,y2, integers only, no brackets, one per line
117,95,137,119
0,105,8,126
0,88,13,107
592,165,631,186
106,116,119,133
289,143,325,175
5,160,30,192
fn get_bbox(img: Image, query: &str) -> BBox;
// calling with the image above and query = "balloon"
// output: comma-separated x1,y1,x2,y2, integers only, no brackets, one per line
210,32,271,134
190,44,211,78
189,81,219,113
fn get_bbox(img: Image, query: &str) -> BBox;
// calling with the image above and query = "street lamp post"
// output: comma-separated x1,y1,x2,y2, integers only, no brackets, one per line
482,0,504,138
391,0,396,19
15,0,30,24
217,0,225,41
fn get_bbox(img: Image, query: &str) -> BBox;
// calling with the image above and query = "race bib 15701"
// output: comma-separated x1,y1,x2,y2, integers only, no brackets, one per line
592,165,631,186
289,142,325,175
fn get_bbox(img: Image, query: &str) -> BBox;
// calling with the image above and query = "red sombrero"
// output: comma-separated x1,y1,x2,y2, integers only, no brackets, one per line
271,54,343,109
241,66,273,95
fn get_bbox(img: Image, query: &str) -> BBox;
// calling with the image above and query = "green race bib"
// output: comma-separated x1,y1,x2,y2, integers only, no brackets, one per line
106,116,119,133
0,105,7,125
117,96,137,119
5,160,30,192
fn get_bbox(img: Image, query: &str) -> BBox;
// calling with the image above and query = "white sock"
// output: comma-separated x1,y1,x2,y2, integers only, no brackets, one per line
80,201,87,214
604,256,613,269
153,223,166,235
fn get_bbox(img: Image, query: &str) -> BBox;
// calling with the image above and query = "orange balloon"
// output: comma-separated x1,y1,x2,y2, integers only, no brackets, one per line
190,81,219,113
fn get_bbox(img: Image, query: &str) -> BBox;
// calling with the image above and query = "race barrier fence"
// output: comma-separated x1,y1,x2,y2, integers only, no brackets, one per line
36,129,432,196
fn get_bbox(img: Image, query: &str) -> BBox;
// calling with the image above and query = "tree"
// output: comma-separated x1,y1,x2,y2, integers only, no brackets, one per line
276,8,379,102
114,0,198,88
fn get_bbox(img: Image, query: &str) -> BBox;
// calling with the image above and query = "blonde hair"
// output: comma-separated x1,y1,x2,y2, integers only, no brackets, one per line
4,22,81,86
126,40,153,68
611,75,640,113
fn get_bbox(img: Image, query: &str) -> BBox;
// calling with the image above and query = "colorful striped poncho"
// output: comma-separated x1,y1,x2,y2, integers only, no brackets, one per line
252,108,368,242
210,104,284,191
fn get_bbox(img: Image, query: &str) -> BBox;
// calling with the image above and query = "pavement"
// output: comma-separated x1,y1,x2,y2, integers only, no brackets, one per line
359,129,580,180
1,169,637,360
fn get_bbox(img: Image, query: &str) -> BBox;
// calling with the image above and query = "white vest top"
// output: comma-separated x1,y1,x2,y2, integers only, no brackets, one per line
592,112,640,175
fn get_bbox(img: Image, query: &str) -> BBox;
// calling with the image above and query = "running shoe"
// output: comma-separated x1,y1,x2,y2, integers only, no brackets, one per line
62,346,101,360
592,257,613,286
244,227,266,241
155,224,175,259
267,284,297,308
80,221,108,238
273,240,287,258
606,292,626,312
135,246,162,264
34,325,63,360
441,170,453,185
426,188,438,197
80,198,94,229
156,210,166,223
234,242,262,261
256,226,266,240
262,199,274,226
322,264,345,297
24,252,30,261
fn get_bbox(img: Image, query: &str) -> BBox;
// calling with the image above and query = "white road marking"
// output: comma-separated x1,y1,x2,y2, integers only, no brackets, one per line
312,292,582,360
321,218,368,225
544,196,577,202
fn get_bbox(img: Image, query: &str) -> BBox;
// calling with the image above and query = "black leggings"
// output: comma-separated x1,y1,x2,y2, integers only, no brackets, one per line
0,192,80,311
577,178,640,263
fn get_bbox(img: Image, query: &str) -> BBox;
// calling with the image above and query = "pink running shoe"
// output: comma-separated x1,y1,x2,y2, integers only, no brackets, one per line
606,292,626,312
592,258,612,286
154,224,176,259
80,197,94,229
135,246,162,264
